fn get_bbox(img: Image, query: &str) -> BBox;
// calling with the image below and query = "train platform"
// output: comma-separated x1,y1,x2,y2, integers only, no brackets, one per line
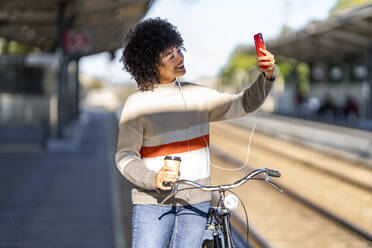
1,107,370,247
0,108,130,248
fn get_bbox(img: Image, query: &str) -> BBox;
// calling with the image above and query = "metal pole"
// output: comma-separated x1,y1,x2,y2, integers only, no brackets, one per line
2,39,9,91
75,58,80,119
366,46,372,121
57,1,67,137
67,58,79,122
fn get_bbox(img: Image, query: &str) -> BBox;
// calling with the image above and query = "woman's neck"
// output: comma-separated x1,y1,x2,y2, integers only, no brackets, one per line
159,77,176,84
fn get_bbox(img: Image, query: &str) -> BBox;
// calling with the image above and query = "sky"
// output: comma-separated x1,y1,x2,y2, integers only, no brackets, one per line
79,0,338,84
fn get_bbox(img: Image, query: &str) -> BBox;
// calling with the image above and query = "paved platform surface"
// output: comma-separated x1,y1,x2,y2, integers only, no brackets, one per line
0,109,118,248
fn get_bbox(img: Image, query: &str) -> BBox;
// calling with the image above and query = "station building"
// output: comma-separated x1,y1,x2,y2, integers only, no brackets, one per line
257,4,372,129
0,0,155,141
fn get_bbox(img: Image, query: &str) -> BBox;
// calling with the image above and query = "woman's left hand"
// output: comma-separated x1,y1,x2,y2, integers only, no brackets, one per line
257,48,275,80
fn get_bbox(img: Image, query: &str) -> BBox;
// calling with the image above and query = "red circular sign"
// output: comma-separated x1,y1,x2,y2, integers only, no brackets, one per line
64,30,91,54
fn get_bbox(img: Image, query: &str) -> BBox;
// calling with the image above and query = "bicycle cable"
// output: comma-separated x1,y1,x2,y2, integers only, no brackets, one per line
226,189,250,247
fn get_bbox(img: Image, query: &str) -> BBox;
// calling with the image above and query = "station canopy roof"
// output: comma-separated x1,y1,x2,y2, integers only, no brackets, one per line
0,0,154,56
253,4,372,65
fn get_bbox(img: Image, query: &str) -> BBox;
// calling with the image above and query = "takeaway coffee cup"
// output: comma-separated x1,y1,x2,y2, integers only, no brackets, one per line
164,156,181,179
163,156,181,190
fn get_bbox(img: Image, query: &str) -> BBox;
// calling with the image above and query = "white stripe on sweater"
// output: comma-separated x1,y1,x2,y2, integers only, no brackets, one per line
142,146,210,181
117,153,139,174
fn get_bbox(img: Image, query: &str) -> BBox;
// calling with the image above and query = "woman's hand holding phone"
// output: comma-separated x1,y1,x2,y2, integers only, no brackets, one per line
257,48,275,80
254,33,275,80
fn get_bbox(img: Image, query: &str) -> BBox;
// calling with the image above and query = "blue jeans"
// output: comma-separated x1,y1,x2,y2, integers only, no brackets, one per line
131,201,210,248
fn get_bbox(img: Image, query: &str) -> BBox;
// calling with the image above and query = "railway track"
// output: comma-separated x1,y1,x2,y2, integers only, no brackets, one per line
209,121,372,247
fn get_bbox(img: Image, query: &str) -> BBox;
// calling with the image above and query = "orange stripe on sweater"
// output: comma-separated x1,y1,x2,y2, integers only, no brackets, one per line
140,135,209,158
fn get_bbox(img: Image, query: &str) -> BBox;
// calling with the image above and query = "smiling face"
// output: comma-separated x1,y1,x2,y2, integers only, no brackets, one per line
157,46,186,84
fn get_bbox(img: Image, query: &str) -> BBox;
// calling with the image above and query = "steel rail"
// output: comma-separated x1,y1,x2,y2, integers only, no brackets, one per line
211,145,372,242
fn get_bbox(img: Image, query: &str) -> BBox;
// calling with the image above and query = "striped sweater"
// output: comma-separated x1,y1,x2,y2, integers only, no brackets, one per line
115,73,274,206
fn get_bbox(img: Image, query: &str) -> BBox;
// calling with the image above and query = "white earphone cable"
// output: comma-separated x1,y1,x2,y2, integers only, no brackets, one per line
176,75,267,172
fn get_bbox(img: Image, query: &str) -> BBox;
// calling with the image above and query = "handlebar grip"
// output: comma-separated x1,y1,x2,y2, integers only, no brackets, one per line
267,169,281,177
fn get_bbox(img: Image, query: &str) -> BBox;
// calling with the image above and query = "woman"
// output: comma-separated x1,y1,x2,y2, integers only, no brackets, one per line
116,17,275,247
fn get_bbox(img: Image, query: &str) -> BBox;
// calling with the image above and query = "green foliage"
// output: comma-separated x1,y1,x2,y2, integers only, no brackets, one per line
218,47,312,94
330,0,372,15
296,63,310,97
218,47,260,89
276,56,297,82
8,41,37,54
219,47,308,90
229,52,257,71
0,38,6,54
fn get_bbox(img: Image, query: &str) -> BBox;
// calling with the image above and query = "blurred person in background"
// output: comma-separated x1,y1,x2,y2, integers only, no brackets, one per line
318,93,338,120
343,95,359,122
115,17,276,247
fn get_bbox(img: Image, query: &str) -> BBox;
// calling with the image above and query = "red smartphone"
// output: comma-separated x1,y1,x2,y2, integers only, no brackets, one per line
254,33,268,69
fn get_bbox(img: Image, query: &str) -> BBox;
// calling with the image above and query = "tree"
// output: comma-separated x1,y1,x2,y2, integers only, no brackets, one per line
218,48,301,92
218,47,258,90
330,0,372,15
0,38,40,55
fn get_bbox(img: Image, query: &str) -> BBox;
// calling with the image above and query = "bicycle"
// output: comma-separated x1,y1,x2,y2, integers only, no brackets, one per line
161,168,283,248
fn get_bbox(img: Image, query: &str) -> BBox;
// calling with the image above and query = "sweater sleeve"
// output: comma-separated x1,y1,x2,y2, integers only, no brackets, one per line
207,73,274,122
115,97,156,190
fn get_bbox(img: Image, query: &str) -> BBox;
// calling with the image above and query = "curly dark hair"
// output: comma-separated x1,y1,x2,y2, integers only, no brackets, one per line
121,18,184,91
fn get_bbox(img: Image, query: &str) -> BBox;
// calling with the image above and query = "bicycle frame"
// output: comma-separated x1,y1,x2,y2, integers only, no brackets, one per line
204,191,235,248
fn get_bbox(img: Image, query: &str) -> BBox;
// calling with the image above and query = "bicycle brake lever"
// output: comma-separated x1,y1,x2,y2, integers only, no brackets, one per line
263,172,283,192
267,180,283,193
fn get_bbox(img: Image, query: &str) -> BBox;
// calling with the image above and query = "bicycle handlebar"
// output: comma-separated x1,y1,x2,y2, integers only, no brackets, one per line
160,168,282,206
